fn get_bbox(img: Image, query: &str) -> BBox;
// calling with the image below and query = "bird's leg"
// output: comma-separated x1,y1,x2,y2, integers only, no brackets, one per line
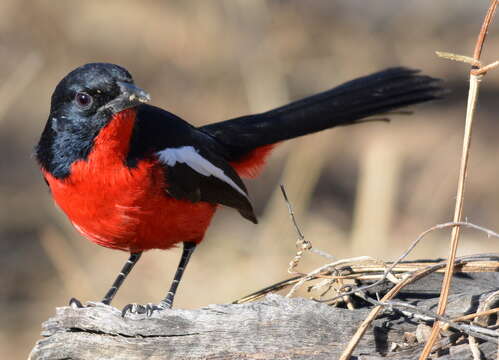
160,241,196,309
69,252,142,308
122,242,196,316
102,252,143,304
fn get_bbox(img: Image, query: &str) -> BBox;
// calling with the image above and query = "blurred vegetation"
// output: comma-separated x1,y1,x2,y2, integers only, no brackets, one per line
1,1,498,358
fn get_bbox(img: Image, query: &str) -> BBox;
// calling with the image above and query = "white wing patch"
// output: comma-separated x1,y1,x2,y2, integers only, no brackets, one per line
156,146,246,196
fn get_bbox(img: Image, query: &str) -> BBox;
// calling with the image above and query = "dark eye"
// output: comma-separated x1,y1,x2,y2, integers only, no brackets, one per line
74,92,93,109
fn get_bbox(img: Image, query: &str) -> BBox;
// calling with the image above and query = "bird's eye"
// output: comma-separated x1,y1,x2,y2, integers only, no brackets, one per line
74,92,93,109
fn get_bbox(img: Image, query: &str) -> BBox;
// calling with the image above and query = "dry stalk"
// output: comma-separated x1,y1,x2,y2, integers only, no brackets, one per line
381,301,499,342
232,276,303,304
249,180,499,356
236,217,499,307
420,2,498,358
285,255,376,298
469,290,499,359
321,261,499,280
319,221,499,304
338,254,499,360
468,336,482,360
451,307,499,324
355,299,499,344
233,256,499,304
339,261,449,360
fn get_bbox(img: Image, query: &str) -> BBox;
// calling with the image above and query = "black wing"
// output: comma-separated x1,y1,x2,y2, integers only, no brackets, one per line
127,104,257,223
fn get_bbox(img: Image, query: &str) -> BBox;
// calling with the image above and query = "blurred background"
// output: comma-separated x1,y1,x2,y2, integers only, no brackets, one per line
1,0,498,358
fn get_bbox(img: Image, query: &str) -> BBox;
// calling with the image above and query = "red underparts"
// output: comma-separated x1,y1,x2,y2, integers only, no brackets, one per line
43,109,273,252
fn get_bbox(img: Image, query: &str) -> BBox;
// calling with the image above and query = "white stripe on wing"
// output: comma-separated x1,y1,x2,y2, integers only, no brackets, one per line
156,146,246,196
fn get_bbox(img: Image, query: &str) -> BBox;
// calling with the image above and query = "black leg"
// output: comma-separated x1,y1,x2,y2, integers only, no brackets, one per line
69,252,142,309
122,242,196,316
102,252,142,305
160,241,196,309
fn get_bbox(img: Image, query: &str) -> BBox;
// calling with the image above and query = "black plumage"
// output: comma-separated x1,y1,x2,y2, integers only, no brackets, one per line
200,67,442,160
37,64,442,225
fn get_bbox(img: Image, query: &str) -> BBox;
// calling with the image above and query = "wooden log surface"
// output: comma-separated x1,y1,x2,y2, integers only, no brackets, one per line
30,273,499,360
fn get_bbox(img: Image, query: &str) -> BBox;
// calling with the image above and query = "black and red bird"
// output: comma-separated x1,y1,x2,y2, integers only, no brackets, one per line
36,63,441,315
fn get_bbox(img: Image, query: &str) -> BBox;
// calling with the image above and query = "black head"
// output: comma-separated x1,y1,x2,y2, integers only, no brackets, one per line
36,63,150,178
49,63,150,130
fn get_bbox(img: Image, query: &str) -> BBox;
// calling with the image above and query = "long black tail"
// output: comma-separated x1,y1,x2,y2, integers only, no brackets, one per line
200,67,442,159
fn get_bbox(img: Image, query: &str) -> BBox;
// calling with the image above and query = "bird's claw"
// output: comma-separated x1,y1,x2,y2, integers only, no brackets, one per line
121,302,168,317
69,298,110,309
69,297,84,308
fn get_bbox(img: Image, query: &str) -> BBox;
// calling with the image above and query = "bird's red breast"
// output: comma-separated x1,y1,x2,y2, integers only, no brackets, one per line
43,109,273,252
38,63,442,255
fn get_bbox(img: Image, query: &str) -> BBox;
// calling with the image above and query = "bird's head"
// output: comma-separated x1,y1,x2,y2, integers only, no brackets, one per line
37,63,150,178
48,63,150,133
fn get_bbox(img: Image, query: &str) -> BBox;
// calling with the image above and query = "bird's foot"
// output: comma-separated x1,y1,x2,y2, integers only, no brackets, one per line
69,298,111,309
69,297,85,308
121,301,171,317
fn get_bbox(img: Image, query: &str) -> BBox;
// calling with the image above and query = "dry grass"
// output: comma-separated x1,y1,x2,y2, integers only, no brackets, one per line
421,1,499,358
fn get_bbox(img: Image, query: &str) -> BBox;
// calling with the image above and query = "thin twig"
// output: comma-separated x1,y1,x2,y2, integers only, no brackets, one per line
420,2,498,359
382,300,499,343
321,260,499,278
435,51,479,66
468,335,482,360
281,183,337,267
283,169,499,304
280,184,314,274
437,70,480,309
319,221,499,304
473,60,499,75
280,184,305,241
233,255,499,304
451,307,499,324
339,251,499,359
472,0,498,61
475,290,499,326
354,297,499,343
286,256,375,298
234,217,499,304
232,275,303,304
339,261,449,360
468,290,499,359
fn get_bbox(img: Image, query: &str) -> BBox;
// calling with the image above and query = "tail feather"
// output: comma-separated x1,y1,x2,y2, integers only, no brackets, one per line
200,67,442,160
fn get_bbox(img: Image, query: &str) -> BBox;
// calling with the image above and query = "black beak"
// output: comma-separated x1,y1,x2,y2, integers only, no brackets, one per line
101,81,151,114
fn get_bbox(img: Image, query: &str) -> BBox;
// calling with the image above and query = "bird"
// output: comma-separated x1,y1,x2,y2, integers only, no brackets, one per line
35,63,442,316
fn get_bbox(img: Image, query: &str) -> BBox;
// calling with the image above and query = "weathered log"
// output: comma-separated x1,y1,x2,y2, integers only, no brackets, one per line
30,273,499,359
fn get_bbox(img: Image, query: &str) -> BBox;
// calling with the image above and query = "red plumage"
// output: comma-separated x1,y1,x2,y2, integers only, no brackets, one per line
43,108,271,252
230,144,275,179
36,64,441,312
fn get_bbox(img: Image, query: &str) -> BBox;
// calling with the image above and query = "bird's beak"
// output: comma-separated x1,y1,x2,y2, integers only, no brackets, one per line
118,81,151,104
101,81,151,114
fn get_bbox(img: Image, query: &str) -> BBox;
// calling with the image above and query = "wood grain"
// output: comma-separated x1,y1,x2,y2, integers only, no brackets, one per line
30,273,499,359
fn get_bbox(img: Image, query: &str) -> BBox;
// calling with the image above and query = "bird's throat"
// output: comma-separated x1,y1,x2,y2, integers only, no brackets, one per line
90,108,137,165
